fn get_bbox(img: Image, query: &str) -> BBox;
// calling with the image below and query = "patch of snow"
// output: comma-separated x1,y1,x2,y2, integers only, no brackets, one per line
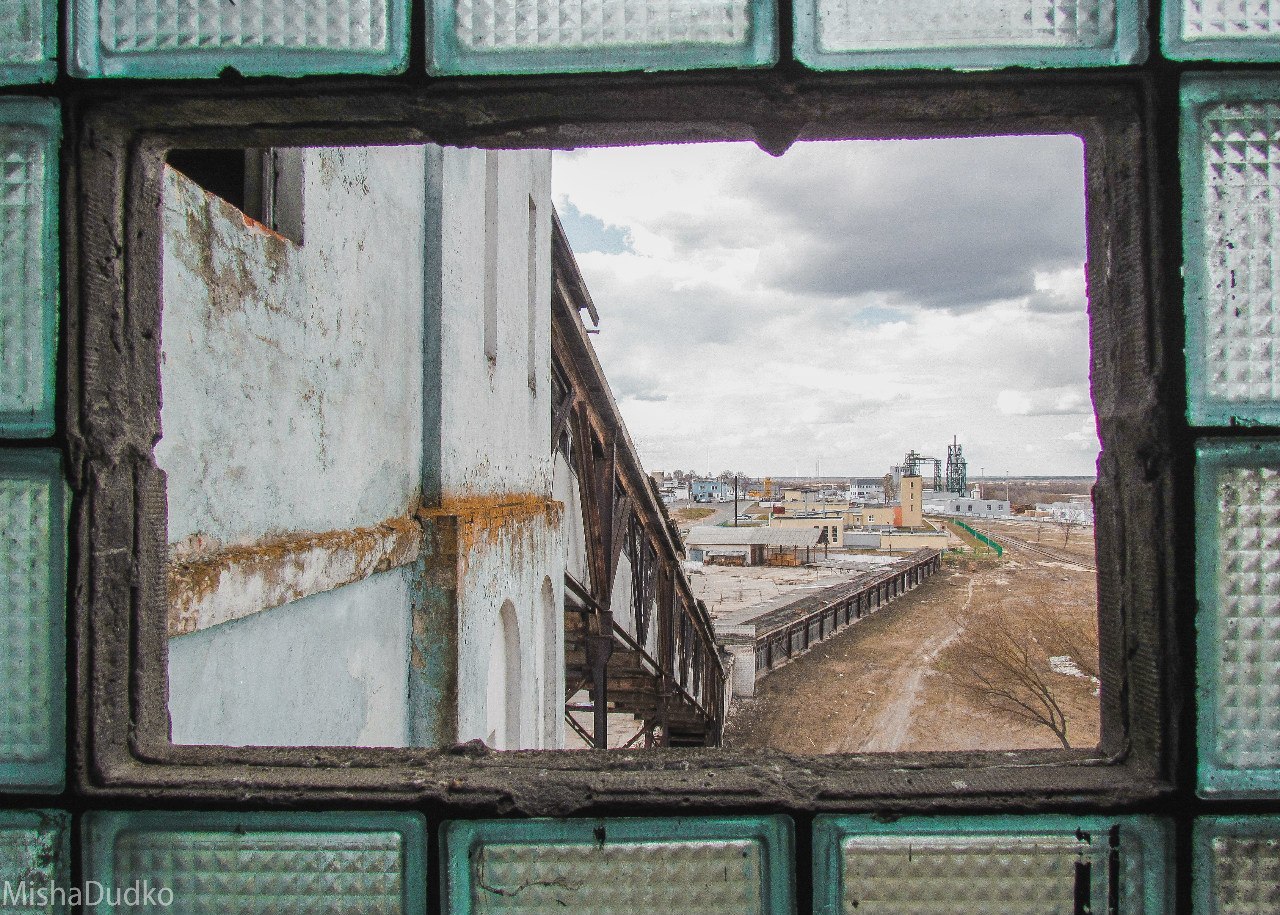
1050,655,1085,677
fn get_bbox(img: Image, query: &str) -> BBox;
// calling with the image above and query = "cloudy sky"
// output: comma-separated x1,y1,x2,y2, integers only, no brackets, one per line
552,136,1100,480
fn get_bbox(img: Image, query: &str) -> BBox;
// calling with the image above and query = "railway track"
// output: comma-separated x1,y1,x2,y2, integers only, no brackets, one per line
970,526,1097,572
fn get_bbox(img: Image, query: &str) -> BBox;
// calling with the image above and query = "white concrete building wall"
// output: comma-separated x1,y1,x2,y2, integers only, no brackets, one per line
160,147,428,746
441,148,564,751
159,149,427,551
162,144,565,751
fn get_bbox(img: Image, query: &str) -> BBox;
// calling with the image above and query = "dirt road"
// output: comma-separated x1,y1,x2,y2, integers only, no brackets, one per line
722,540,1100,754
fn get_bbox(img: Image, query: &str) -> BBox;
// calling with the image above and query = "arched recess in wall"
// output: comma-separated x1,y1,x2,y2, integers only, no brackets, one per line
485,600,522,750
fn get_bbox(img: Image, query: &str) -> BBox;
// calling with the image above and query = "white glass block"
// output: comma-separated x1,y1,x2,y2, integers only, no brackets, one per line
0,0,56,83
454,0,751,50
1167,0,1280,60
840,836,1091,913
70,0,410,77
444,818,794,914
1194,818,1280,913
1211,836,1280,911
1183,0,1280,39
815,816,1171,915
0,450,65,793
1196,441,1280,796
430,0,776,74
1202,104,1280,407
1213,465,1280,768
1181,79,1280,424
85,811,427,914
794,0,1146,70
475,841,763,913
818,0,1114,51
0,99,58,437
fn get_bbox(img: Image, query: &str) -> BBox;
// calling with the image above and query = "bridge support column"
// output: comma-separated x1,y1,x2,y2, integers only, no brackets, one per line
586,611,614,749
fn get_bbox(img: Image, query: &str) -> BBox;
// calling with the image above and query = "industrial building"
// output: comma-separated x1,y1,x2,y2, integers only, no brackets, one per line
924,497,1013,519
684,525,825,566
159,147,724,754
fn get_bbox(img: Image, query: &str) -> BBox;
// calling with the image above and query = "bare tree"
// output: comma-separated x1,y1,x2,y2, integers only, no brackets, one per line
939,603,1098,749
1053,509,1087,547
882,473,897,503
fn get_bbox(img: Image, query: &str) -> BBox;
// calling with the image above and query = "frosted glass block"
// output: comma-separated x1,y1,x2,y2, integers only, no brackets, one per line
1182,77,1280,425
1164,0,1280,60
1194,817,1280,913
1195,439,1280,797
69,0,410,77
83,811,427,914
0,450,65,793
0,99,58,438
0,0,56,84
813,816,1171,915
0,811,69,909
793,0,1147,70
428,0,777,75
443,817,794,914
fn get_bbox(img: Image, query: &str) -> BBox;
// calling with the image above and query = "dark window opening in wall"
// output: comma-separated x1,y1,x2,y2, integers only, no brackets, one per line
553,137,1101,755
153,136,1101,761
167,148,304,244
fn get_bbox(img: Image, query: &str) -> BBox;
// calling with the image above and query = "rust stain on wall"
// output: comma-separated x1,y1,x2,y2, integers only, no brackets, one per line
167,511,424,637
419,494,563,567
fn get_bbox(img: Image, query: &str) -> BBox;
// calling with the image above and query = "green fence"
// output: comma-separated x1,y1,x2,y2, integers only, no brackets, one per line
952,519,1003,557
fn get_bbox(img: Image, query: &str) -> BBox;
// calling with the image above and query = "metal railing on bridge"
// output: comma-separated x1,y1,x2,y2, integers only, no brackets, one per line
752,549,943,676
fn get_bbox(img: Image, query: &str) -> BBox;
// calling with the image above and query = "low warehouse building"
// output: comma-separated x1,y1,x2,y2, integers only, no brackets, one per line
685,526,825,566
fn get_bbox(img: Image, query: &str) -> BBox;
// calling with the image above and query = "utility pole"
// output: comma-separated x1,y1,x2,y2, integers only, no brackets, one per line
734,475,739,526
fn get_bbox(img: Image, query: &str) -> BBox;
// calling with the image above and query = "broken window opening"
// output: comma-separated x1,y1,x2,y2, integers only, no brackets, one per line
167,148,304,244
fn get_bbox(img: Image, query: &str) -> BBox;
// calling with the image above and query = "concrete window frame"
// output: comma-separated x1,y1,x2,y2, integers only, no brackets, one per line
66,71,1179,812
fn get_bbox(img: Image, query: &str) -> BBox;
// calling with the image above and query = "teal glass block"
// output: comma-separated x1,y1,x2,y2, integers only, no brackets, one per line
84,811,427,914
0,449,65,793
792,0,1147,71
0,99,58,438
68,0,410,78
1193,817,1280,913
1195,439,1280,797
427,0,777,75
1183,76,1280,425
443,816,795,914
1164,0,1280,61
0,0,56,84
813,815,1172,915
0,811,69,911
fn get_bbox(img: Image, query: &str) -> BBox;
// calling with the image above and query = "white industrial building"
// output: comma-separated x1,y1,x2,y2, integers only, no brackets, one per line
923,497,1013,519
161,145,563,750
1035,501,1095,524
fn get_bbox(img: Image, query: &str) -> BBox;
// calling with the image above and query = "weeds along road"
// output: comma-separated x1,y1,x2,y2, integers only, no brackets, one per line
721,538,1100,754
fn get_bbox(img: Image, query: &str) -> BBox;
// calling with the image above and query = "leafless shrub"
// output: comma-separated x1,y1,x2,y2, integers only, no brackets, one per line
939,602,1099,749
1053,509,1088,547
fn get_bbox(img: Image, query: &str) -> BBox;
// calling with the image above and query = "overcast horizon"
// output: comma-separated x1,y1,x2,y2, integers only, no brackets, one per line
552,136,1100,480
